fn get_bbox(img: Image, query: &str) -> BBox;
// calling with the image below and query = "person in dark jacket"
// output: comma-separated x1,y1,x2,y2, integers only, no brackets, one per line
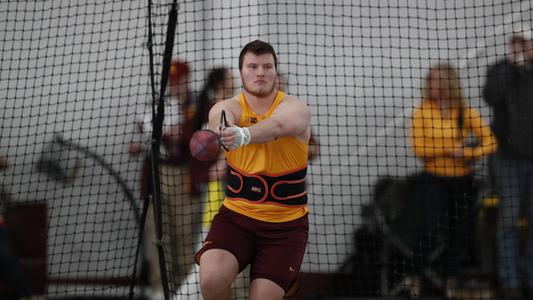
483,23,533,300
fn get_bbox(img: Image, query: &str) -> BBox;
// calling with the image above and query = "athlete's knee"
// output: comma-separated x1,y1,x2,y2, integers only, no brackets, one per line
200,274,226,296
249,278,285,300
199,249,238,298
199,268,232,300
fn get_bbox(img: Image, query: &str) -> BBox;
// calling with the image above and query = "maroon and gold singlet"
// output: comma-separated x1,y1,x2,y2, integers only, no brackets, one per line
223,91,309,222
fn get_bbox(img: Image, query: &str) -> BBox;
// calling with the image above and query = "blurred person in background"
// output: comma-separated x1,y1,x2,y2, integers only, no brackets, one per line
409,63,496,298
483,23,533,300
189,66,235,232
128,59,201,297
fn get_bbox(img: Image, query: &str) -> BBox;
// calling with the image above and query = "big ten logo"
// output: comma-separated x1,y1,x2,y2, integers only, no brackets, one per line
245,116,258,124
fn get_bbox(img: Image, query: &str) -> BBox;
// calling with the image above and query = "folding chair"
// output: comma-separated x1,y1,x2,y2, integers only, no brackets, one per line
372,175,448,298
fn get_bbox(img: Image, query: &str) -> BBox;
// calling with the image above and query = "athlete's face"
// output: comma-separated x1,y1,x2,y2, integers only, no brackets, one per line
240,52,277,98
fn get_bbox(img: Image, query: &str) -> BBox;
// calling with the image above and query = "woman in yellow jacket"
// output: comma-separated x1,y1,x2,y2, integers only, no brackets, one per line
409,63,497,297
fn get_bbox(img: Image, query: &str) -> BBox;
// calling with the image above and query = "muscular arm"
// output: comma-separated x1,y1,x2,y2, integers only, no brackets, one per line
247,97,310,143
207,97,239,133
209,96,311,150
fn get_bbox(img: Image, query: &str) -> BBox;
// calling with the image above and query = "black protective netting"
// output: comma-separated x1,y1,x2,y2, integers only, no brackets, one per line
1,1,531,299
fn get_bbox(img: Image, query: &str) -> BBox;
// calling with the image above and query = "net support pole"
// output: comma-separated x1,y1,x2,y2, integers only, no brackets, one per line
147,1,178,300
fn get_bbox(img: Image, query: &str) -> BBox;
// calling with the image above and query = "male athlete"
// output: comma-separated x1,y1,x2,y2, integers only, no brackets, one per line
195,40,311,300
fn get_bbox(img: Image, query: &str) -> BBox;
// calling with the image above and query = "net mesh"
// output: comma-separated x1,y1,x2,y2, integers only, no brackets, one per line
0,0,531,299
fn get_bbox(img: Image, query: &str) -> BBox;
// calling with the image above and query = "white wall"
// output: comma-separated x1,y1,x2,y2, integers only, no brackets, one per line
0,0,149,289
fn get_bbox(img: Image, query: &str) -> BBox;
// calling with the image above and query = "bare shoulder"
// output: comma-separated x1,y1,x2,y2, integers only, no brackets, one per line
210,95,240,113
279,94,311,140
279,94,310,113
282,94,306,104
209,95,242,125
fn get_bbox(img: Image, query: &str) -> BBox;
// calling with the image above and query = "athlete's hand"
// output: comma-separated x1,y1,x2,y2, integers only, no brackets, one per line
220,126,251,150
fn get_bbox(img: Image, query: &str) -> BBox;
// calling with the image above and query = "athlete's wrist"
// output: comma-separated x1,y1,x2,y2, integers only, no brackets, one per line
227,126,251,149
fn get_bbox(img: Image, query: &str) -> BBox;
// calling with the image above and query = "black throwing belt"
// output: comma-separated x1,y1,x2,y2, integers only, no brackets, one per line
226,166,308,206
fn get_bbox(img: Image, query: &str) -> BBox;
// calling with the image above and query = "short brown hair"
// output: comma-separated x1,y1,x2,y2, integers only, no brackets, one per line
238,40,278,71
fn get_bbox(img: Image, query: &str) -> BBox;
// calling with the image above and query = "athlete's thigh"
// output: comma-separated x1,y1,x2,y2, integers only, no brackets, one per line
251,215,308,292
195,206,255,271
249,278,285,300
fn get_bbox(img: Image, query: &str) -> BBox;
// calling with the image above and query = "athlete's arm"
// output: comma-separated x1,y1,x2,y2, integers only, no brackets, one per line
247,96,310,143
218,96,310,150
207,96,240,133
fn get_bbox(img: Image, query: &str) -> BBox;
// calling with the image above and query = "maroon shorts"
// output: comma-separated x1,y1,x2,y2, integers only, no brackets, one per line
195,205,309,293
